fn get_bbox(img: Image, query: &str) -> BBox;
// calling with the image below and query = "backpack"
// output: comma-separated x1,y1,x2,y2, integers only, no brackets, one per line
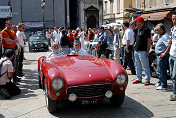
0,59,9,78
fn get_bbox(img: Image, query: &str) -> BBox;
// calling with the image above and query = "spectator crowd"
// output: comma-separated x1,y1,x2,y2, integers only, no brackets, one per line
0,12,176,101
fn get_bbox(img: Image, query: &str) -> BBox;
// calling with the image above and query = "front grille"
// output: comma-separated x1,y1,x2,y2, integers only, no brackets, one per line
67,84,112,98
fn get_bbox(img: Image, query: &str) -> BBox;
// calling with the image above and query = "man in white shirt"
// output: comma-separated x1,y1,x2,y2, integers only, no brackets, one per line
113,27,121,64
53,26,61,44
169,13,176,101
71,40,90,56
79,28,85,49
16,23,26,77
45,43,63,58
122,22,136,75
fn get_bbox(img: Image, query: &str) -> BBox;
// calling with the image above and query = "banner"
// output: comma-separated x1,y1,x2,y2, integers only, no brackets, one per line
0,6,11,18
24,22,43,28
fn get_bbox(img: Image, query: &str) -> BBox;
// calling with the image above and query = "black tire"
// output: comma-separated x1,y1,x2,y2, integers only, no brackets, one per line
110,92,125,106
44,79,57,113
38,76,42,89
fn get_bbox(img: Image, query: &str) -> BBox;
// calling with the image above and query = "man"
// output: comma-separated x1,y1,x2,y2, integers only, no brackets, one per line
133,16,151,86
97,27,108,58
45,43,62,58
0,49,21,98
73,28,79,40
1,19,19,85
169,12,176,101
79,28,85,49
60,30,70,54
113,27,121,64
154,23,170,90
121,22,136,75
88,28,94,41
53,26,61,44
16,23,26,77
71,40,90,56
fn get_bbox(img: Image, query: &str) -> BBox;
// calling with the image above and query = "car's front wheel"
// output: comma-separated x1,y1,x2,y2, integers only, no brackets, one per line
44,79,57,113
110,92,125,106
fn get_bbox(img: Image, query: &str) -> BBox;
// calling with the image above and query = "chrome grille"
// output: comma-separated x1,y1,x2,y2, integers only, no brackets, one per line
67,84,112,98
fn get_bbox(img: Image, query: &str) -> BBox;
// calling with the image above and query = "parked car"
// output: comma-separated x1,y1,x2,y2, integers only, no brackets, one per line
38,53,128,113
28,34,49,52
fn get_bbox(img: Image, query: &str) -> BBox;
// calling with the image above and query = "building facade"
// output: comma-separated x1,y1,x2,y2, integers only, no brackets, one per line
78,0,103,30
103,0,136,25
137,0,176,32
0,0,103,31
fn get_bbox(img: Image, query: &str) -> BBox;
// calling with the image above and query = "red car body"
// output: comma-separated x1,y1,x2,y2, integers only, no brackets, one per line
38,54,128,113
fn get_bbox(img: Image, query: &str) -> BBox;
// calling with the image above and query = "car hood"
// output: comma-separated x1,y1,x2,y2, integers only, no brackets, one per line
50,56,113,85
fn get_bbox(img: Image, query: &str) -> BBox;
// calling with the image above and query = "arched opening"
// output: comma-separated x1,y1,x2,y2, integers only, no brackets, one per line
85,6,99,30
87,16,96,29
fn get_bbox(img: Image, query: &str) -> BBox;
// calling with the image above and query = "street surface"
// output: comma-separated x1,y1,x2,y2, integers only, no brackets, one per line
0,46,176,118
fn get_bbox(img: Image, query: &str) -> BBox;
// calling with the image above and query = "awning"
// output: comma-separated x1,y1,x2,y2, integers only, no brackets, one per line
141,13,151,21
141,11,172,21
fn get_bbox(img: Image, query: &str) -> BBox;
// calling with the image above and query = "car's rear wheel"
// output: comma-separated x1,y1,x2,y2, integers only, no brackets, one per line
44,79,57,113
110,92,125,106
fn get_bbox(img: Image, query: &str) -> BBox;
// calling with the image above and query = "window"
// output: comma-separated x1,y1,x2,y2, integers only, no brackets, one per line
104,1,107,15
165,0,171,5
110,0,113,14
117,0,120,13
136,0,141,9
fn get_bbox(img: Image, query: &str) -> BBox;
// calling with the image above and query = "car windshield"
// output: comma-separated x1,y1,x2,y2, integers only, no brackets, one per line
30,35,45,41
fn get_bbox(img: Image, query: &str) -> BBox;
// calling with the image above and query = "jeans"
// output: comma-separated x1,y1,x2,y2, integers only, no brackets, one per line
18,47,24,75
157,54,169,88
169,56,176,96
134,51,151,82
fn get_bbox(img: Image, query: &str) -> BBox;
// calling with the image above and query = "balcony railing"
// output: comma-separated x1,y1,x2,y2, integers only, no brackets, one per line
103,13,115,19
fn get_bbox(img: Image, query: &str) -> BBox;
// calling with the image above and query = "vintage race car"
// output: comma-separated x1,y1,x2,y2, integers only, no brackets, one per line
38,53,128,113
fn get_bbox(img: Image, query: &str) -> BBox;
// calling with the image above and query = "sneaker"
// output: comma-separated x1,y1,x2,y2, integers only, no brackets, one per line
170,95,176,101
156,86,167,90
170,94,175,98
133,80,142,84
144,81,150,86
155,83,160,87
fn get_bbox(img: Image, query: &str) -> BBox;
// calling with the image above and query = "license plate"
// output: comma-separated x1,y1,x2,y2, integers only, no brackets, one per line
41,44,43,47
82,100,97,104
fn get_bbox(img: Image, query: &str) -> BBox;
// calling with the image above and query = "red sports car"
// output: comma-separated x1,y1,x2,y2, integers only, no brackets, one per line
38,54,128,113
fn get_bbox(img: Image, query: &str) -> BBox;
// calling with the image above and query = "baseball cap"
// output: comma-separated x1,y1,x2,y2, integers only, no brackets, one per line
134,16,144,22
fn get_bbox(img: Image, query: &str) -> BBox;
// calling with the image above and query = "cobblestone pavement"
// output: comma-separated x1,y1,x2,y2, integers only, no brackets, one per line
0,46,175,118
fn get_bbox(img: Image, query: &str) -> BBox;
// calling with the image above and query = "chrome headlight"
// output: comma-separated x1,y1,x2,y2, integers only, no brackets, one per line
116,73,127,85
51,78,64,90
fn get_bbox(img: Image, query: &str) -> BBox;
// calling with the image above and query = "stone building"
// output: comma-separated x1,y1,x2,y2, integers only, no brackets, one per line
0,0,103,31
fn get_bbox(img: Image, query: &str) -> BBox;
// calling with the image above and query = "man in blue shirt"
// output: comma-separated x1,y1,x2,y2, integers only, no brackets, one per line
97,27,108,58
154,23,170,90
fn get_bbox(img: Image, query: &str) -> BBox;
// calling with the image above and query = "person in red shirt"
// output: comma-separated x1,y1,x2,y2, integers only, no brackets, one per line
1,19,19,85
67,29,74,48
88,28,94,41
73,28,79,40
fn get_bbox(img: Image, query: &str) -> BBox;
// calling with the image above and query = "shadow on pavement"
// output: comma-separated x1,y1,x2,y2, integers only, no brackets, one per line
51,96,154,118
0,66,39,100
